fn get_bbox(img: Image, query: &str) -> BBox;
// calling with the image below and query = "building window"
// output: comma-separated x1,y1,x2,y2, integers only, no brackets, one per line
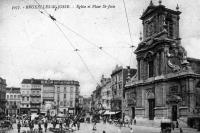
27,97,29,101
166,17,173,38
14,95,16,99
64,94,66,99
70,101,73,107
7,95,9,99
10,95,13,99
64,87,66,92
148,60,154,78
70,87,73,93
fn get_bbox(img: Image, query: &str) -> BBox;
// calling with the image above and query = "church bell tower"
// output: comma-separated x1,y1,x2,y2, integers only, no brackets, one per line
135,1,188,81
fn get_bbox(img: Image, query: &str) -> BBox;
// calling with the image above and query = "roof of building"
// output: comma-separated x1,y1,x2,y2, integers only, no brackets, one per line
6,87,20,93
21,78,79,86
111,65,124,76
21,78,42,84
0,77,6,85
140,1,181,20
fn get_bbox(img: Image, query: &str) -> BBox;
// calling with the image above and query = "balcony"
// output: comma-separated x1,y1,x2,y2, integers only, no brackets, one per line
21,100,30,103
30,94,41,97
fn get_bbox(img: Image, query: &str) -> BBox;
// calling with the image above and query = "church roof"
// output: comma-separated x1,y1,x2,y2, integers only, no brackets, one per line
140,1,181,20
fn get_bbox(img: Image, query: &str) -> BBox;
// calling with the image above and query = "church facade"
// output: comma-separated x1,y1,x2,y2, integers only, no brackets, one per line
125,1,200,123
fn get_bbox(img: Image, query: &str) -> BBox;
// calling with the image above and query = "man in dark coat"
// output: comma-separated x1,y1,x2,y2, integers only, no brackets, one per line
17,121,21,133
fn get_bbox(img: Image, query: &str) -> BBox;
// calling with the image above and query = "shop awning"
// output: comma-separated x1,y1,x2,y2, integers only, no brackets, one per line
99,110,105,114
103,111,120,115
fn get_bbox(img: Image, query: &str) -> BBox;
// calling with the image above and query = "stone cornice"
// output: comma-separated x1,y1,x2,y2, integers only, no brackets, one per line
125,71,200,88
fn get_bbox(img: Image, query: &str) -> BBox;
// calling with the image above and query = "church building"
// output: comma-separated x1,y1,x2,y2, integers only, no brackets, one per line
125,0,200,125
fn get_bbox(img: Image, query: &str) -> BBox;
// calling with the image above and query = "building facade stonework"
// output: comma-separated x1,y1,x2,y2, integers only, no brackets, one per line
125,1,200,123
6,87,21,115
0,78,6,118
21,78,80,115
111,65,136,118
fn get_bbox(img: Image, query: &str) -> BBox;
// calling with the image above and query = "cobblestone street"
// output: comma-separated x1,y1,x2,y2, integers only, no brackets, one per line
1,122,200,133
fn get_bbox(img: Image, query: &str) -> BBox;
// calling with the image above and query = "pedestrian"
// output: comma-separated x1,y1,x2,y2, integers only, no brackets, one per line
29,120,32,131
130,127,134,133
176,121,179,128
130,118,133,125
134,119,136,125
17,121,21,133
77,120,80,130
103,130,106,133
53,119,56,129
44,118,48,132
92,120,97,130
38,120,42,133
59,119,63,131
180,127,183,133
31,120,34,131
172,122,175,130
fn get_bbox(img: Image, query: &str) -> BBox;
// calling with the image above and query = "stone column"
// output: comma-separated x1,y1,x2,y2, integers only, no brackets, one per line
137,59,141,80
161,50,165,75
189,78,195,114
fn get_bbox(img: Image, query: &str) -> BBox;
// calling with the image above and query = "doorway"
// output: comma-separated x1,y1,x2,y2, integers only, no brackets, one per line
148,99,155,120
132,107,135,119
172,105,178,121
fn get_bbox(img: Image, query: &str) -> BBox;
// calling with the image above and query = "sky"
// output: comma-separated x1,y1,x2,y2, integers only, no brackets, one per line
0,0,200,97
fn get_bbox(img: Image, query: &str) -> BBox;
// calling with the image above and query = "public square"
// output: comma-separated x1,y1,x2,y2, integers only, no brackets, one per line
1,121,199,133
1,0,200,133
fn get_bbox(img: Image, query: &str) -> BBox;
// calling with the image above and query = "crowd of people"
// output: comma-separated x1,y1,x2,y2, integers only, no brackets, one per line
16,114,82,133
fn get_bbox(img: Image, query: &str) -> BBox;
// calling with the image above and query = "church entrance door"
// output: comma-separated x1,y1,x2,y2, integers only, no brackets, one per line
172,105,178,121
148,99,155,120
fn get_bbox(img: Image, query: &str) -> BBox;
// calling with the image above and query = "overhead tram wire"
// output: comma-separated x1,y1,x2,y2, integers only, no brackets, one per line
122,0,134,48
55,21,124,65
31,0,101,86
31,0,124,66
28,0,99,85
122,0,137,67
53,21,99,85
